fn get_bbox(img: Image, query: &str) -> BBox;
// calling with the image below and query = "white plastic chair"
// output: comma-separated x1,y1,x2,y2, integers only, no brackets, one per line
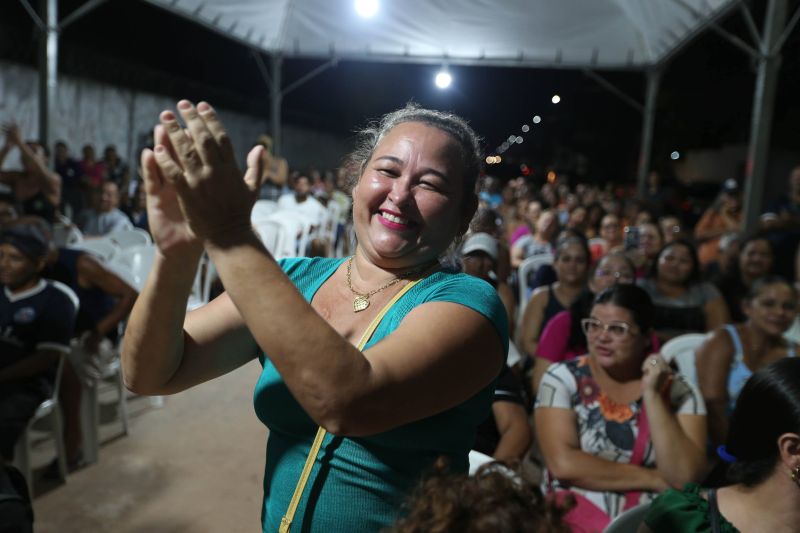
517,253,554,317
268,211,314,257
79,344,129,465
70,238,120,263
253,219,286,257
603,502,651,533
108,228,152,249
53,219,83,247
187,254,213,311
13,354,68,495
107,245,157,292
251,200,279,222
660,333,710,387
324,201,342,244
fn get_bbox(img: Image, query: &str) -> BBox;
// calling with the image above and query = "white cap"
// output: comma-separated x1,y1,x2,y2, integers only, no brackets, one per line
461,232,498,260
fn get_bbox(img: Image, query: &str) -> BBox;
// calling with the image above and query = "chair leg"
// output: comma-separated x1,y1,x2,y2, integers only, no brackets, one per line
51,407,68,481
12,429,33,499
116,369,129,435
80,383,99,464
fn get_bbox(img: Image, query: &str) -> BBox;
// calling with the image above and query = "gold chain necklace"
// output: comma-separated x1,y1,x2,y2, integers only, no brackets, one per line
346,256,433,313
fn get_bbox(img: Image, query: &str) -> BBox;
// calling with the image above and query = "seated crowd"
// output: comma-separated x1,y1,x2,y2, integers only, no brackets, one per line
2,112,800,532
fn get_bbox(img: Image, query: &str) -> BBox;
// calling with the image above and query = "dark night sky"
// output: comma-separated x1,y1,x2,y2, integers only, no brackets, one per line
1,0,799,183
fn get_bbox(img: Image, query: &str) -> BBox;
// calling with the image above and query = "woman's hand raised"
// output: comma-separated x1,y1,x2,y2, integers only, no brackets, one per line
149,100,264,249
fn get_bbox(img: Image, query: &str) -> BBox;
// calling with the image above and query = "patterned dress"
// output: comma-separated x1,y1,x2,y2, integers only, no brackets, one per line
536,356,706,522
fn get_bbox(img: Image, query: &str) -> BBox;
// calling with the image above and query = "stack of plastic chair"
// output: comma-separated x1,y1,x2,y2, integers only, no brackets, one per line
602,502,651,533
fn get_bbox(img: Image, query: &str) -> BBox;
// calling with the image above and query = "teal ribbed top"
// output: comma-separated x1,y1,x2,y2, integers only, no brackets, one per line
253,257,508,532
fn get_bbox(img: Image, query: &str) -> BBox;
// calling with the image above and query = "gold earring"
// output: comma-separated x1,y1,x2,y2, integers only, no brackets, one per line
792,465,800,488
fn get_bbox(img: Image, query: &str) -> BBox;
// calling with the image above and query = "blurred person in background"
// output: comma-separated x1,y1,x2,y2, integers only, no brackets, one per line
77,180,133,237
0,124,61,224
519,236,591,376
694,179,743,268
643,358,800,533
256,134,289,202
54,140,82,218
638,240,730,342
695,276,797,448
712,233,774,323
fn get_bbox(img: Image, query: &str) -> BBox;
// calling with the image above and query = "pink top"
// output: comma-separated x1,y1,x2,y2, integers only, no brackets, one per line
509,225,531,246
537,311,584,363
537,310,662,363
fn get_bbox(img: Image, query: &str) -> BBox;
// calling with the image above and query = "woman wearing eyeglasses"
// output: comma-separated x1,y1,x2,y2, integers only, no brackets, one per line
535,284,707,532
530,252,637,392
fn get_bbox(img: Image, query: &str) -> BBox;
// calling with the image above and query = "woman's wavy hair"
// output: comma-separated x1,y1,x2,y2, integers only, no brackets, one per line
725,358,800,487
388,458,572,533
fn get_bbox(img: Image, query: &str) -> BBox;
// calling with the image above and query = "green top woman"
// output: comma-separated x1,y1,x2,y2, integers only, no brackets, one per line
642,358,800,533
121,101,508,532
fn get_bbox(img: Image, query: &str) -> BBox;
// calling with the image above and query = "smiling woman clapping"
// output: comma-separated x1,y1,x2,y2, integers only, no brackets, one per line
121,101,507,533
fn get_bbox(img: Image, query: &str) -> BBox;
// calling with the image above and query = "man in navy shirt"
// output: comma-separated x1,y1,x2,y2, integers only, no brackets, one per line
0,224,78,467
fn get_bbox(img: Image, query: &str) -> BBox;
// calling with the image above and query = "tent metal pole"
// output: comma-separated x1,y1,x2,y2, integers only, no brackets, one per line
743,0,788,232
38,0,58,148
581,69,644,113
270,54,283,157
282,58,337,97
637,68,661,200
58,0,109,31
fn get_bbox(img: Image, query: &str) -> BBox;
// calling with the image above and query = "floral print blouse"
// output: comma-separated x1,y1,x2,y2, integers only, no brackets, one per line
535,356,706,520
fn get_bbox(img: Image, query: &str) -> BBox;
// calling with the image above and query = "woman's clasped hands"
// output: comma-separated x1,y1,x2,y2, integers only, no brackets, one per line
140,100,265,257
641,353,672,395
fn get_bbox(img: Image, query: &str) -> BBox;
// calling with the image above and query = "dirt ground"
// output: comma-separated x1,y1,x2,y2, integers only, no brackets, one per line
30,360,267,533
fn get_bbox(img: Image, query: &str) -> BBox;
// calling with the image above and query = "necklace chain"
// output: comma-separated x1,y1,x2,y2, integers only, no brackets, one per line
346,257,433,312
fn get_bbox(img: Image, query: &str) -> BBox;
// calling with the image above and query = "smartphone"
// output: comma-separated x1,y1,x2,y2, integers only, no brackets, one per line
624,226,640,251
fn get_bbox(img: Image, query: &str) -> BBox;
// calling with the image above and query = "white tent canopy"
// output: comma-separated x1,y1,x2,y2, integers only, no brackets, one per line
144,0,737,69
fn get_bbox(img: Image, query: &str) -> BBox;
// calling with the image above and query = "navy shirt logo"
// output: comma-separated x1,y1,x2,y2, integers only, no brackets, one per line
14,307,37,324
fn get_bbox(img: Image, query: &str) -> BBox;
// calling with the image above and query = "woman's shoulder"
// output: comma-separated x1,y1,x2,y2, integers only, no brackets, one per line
645,483,706,524
690,281,722,302
645,484,737,533
278,257,343,285
412,269,509,343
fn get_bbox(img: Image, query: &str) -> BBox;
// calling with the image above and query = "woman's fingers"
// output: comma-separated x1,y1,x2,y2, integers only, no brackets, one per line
153,144,189,191
160,109,203,177
176,100,221,166
140,148,163,195
197,102,234,163
243,145,264,194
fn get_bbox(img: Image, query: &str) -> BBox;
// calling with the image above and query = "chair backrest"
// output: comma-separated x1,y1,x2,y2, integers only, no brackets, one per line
660,333,710,387
324,201,342,241
107,245,157,291
603,502,650,533
269,210,314,256
253,219,286,257
53,220,84,247
517,253,554,315
251,200,279,222
69,238,120,263
108,228,152,249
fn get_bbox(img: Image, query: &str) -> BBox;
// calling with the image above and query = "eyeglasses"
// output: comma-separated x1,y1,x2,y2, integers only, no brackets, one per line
594,269,635,283
581,318,638,339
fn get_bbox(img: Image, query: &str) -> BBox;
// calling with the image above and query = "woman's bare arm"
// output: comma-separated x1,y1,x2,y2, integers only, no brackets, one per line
695,330,734,446
535,407,669,492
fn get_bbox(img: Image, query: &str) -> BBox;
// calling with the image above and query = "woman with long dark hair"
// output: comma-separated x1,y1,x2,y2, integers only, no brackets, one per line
643,357,800,532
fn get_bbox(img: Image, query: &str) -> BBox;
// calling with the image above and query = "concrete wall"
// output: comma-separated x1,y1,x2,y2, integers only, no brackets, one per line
0,60,350,175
